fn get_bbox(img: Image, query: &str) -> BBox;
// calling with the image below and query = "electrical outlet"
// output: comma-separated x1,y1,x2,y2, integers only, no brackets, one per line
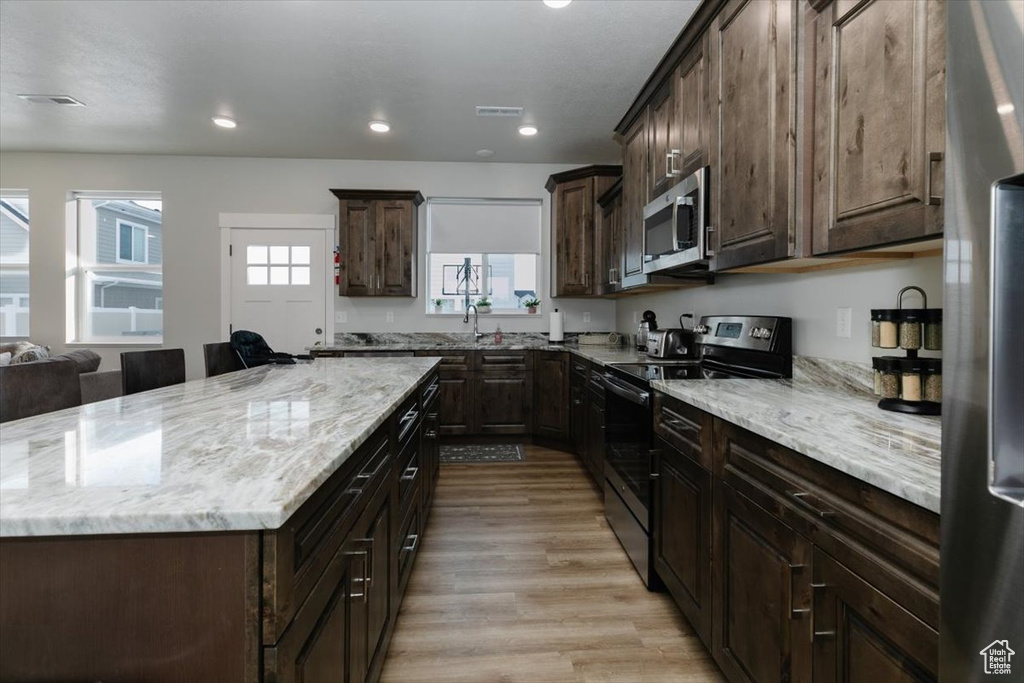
583,312,591,323
334,311,347,324
632,311,638,324
836,307,852,338
385,311,395,324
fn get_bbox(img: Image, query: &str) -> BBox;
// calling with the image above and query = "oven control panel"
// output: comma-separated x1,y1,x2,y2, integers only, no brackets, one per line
695,315,792,354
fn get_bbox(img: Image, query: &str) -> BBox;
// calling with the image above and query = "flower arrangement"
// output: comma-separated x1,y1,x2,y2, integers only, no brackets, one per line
522,298,541,314
476,297,492,313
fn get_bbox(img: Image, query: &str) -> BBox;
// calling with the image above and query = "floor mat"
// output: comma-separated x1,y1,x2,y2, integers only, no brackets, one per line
439,444,525,463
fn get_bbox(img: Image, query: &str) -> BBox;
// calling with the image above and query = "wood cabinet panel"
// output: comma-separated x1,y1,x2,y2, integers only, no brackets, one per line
437,370,473,436
713,480,812,683
598,182,624,289
812,550,937,683
476,371,534,435
622,115,649,277
650,81,678,198
533,351,570,440
709,0,798,270
555,178,594,295
378,201,416,295
338,200,375,296
809,0,945,254
653,439,713,648
675,32,711,178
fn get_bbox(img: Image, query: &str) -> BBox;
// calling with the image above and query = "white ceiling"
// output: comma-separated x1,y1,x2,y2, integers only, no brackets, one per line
0,0,699,164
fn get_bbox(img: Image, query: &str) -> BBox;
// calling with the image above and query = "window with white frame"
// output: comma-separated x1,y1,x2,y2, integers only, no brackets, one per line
0,191,30,338
72,193,163,342
426,198,542,314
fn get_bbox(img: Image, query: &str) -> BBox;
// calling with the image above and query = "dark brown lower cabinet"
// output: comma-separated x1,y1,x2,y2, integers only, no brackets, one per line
652,439,713,647
437,369,473,435
476,370,534,434
712,480,813,683
534,351,570,441
584,385,605,485
812,551,937,683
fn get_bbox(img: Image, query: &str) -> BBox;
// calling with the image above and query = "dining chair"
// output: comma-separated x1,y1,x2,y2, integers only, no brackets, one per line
120,348,186,395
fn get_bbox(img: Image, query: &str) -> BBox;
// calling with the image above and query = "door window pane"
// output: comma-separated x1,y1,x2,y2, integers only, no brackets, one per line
247,246,268,265
247,266,268,285
291,266,310,285
269,246,290,264
269,266,289,285
291,246,310,264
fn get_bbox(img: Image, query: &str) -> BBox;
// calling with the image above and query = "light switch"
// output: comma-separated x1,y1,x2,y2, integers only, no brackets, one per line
583,312,591,323
386,311,395,323
836,307,852,338
335,311,348,324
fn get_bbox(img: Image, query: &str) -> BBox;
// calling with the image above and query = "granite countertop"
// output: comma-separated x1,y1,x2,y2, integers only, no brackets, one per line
651,364,941,513
0,357,439,537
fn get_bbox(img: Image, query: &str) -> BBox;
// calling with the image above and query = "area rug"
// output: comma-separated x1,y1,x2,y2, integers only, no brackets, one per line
439,444,525,463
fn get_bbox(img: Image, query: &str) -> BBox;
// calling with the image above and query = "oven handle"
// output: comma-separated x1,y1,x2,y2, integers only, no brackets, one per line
603,373,650,406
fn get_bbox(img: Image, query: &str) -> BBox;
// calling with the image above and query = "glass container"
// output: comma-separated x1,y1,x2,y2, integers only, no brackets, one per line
923,359,942,403
900,359,923,402
878,309,899,349
899,309,924,350
924,309,943,350
879,358,901,399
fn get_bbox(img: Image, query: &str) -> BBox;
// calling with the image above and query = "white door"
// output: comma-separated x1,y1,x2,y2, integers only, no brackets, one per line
230,228,327,354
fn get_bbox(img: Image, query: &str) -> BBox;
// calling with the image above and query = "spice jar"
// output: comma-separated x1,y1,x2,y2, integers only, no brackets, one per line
900,359,924,402
872,357,883,395
922,359,942,403
899,309,924,350
871,310,883,347
879,358,901,399
924,309,943,351
877,309,899,349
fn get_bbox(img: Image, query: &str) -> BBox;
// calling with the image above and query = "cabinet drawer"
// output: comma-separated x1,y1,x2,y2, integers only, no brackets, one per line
263,424,391,645
395,488,424,602
654,392,713,471
570,357,590,378
396,434,422,516
415,350,474,372
477,350,533,372
421,371,440,411
714,418,940,628
396,393,421,450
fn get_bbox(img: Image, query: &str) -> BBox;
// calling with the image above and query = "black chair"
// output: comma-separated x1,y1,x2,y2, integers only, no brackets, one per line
0,359,82,423
203,342,245,378
120,348,186,396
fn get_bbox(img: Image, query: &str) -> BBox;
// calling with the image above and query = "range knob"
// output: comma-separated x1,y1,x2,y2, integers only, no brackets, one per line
694,324,709,334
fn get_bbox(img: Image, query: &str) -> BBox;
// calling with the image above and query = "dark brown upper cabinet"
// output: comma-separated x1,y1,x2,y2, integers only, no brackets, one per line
674,31,712,179
708,0,800,272
649,80,679,199
808,0,945,255
596,179,624,293
546,166,621,297
621,114,649,279
332,189,424,297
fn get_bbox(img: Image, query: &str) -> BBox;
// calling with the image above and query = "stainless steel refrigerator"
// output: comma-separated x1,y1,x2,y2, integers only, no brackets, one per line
942,1,1024,680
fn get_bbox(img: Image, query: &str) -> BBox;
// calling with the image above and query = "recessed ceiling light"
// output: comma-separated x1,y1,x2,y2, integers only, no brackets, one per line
518,125,539,137
369,120,391,133
212,116,237,129
997,103,1015,115
543,0,572,7
476,149,495,158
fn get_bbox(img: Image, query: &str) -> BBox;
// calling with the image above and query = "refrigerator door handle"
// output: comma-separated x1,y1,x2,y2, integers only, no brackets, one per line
989,173,1024,506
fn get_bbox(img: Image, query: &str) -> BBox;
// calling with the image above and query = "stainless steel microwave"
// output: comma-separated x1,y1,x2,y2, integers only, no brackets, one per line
642,166,709,274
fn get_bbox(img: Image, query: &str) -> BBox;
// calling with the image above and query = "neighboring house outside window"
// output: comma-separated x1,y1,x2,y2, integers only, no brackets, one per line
72,194,163,343
425,198,542,314
0,192,30,338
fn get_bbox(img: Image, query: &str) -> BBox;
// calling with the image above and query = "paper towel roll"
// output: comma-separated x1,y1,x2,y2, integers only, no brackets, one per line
549,309,564,343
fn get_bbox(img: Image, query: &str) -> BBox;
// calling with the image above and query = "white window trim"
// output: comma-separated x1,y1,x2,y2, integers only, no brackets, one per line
72,193,164,344
115,218,150,264
0,190,31,339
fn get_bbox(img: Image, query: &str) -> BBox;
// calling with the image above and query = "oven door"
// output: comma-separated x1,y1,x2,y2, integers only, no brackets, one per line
603,372,653,529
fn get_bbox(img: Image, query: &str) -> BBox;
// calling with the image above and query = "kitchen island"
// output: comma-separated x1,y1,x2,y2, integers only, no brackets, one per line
0,357,441,683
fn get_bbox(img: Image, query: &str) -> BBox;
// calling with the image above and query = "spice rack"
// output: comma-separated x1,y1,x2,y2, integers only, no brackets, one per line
871,286,942,416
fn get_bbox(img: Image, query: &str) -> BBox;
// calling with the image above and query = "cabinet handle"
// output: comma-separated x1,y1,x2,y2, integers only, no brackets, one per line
344,548,370,602
704,225,715,257
925,151,943,205
401,466,419,482
788,562,808,619
650,471,660,479
666,152,674,179
403,533,419,553
425,430,438,439
787,490,837,518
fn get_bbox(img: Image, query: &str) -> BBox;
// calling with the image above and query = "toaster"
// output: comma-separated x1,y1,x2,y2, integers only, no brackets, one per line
645,328,696,359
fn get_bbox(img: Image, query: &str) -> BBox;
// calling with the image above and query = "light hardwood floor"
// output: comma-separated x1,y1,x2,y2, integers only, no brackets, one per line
380,445,725,683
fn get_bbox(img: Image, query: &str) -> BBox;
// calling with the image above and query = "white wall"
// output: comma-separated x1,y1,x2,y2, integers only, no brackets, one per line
0,153,616,378
615,256,944,364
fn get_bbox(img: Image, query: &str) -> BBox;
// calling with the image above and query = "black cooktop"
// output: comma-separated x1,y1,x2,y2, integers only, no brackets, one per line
610,362,704,383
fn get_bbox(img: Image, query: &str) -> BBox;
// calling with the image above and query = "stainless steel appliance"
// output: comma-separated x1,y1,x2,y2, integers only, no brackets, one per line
636,310,658,352
642,167,710,275
603,315,792,587
645,328,697,359
942,2,1024,678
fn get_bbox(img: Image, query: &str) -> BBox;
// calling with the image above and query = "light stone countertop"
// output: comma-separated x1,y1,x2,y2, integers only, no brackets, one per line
651,374,942,513
0,357,439,537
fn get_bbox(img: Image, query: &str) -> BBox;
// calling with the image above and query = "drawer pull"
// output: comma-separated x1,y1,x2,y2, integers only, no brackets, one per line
344,548,370,603
810,582,827,589
787,491,836,518
403,534,419,553
425,430,438,439
791,608,810,617
401,466,420,482
813,630,836,640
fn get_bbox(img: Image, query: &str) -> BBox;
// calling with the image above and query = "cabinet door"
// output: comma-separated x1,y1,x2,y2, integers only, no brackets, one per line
812,550,937,683
352,484,392,682
622,115,649,277
709,0,798,271
649,80,679,198
601,193,623,287
653,443,713,648
570,381,587,463
533,351,569,440
438,369,474,436
339,200,376,296
810,0,945,254
377,200,416,296
675,31,711,178
713,480,812,683
554,178,595,296
475,371,534,435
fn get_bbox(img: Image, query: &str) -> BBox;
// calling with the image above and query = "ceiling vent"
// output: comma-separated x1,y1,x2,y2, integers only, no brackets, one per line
476,106,523,117
17,94,85,106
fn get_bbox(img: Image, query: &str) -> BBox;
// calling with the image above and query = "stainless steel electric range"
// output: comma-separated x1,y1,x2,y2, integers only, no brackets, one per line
602,315,792,587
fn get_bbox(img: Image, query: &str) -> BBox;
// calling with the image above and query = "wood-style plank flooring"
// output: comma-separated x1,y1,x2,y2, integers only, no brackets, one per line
381,445,725,682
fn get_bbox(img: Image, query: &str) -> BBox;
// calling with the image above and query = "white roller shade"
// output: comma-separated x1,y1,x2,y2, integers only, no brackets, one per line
428,199,542,254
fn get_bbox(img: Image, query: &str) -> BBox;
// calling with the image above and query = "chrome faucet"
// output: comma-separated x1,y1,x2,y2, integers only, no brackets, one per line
463,304,484,340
